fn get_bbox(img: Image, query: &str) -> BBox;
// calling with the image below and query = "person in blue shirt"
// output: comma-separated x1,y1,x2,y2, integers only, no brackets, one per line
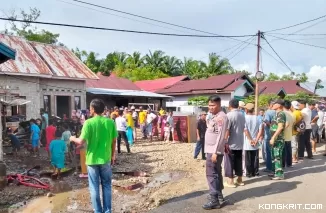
263,100,276,172
7,128,20,157
30,119,41,156
258,109,265,124
50,129,66,179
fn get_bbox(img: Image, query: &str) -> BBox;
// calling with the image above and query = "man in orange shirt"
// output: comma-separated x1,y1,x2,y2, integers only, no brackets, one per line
110,106,119,119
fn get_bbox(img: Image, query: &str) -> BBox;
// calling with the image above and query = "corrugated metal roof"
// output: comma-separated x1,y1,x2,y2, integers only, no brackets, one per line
31,42,98,80
0,34,53,75
87,88,172,98
157,73,246,94
0,34,98,80
134,75,189,92
259,80,314,95
315,82,326,97
300,82,316,93
86,73,141,90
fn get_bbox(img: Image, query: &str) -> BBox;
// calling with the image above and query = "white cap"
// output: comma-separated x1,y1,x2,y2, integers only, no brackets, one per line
239,101,245,108
291,101,300,109
130,106,135,110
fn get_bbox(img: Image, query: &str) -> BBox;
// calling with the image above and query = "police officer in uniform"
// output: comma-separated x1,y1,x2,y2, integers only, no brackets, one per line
203,95,229,210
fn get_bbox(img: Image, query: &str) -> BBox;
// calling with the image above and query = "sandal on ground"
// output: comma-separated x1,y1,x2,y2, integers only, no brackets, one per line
223,182,237,188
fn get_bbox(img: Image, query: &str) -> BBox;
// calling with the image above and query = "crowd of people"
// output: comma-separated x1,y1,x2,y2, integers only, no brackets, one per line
198,95,325,210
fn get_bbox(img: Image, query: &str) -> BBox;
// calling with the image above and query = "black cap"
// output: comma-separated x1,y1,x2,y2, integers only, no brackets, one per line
273,99,285,106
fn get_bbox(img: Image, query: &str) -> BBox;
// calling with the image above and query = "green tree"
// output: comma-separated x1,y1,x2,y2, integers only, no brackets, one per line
84,52,101,73
265,73,280,81
144,50,165,71
6,7,60,44
115,66,168,81
188,96,209,106
126,51,144,69
162,56,182,76
201,53,232,77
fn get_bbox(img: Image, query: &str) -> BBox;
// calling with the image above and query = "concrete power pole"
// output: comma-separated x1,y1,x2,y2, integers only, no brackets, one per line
254,30,261,115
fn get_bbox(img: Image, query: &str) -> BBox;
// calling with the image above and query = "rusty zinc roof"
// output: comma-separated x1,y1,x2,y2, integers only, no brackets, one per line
31,42,98,79
0,33,98,80
0,34,53,76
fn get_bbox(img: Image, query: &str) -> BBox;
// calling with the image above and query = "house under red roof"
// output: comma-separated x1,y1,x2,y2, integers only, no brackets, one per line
134,75,189,92
157,73,253,95
86,72,141,90
259,80,314,95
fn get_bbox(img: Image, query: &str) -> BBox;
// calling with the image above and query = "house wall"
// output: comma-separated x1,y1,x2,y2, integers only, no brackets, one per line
40,78,86,117
166,93,231,107
233,84,248,97
86,94,166,110
0,75,86,119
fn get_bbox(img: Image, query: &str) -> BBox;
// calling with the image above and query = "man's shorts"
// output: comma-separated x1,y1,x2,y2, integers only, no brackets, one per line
31,139,39,148
311,124,319,140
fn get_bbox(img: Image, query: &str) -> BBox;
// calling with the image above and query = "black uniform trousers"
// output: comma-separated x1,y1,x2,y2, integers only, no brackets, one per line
206,153,224,199
245,150,259,176
298,129,313,158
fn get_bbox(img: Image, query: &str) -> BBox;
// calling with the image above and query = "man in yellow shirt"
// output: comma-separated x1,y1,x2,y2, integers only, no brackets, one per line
138,107,147,139
291,101,302,163
159,107,166,116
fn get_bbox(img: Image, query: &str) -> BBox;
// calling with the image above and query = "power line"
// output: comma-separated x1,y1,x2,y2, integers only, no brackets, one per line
261,47,289,72
0,17,256,38
264,13,326,33
68,0,256,45
264,33,326,36
228,36,256,60
56,0,192,34
267,34,326,50
262,35,293,72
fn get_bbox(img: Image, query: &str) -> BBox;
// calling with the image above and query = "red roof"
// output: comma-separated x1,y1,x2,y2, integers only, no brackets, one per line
224,80,246,91
86,73,141,90
259,80,313,95
157,73,247,94
134,75,189,92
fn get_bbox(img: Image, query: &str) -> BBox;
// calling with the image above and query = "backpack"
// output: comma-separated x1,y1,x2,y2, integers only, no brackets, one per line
295,119,306,134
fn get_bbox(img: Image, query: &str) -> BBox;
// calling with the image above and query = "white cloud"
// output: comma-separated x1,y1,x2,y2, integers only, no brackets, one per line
307,65,326,82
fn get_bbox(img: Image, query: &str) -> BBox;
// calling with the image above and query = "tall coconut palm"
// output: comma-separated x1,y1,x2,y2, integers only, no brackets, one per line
144,50,165,71
201,53,232,77
162,56,182,76
181,58,204,79
126,51,144,69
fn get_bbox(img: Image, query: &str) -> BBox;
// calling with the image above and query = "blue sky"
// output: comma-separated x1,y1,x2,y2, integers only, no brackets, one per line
1,0,326,81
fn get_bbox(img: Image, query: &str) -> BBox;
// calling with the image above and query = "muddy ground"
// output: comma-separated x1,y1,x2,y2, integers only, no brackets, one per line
0,138,205,213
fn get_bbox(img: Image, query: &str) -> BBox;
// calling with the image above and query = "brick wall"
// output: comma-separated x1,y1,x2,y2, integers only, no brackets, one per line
0,75,86,119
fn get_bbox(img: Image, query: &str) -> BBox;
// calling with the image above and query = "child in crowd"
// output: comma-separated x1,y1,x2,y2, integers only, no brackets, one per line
46,120,56,159
7,129,20,157
30,119,41,156
49,129,66,179
164,123,171,142
61,124,72,162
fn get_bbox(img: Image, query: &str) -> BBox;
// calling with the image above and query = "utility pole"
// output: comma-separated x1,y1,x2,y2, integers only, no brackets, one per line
254,30,261,115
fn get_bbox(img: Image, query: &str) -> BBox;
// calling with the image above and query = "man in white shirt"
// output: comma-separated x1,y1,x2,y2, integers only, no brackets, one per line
316,105,325,143
146,108,157,142
167,111,175,143
115,110,131,153
298,100,313,159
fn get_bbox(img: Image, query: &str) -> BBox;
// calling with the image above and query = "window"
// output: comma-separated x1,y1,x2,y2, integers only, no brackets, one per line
43,95,51,113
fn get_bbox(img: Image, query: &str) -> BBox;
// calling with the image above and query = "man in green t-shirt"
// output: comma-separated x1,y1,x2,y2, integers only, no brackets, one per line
70,99,117,213
270,99,286,180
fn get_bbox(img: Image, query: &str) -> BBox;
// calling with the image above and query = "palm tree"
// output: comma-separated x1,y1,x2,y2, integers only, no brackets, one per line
180,58,204,79
144,50,165,71
201,53,232,77
126,51,144,69
162,56,182,76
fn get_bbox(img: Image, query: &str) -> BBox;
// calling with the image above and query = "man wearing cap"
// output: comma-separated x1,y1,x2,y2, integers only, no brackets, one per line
262,99,276,173
269,99,286,180
291,101,302,163
239,101,246,116
243,103,263,177
298,99,313,159
194,111,207,160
